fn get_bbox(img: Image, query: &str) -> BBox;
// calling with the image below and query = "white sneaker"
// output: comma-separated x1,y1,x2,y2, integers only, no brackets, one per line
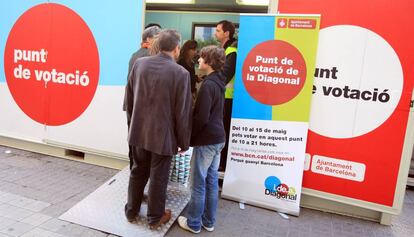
177,216,201,234
202,223,214,232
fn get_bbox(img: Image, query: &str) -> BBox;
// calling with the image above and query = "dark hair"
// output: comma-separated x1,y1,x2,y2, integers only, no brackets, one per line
200,46,225,71
145,23,161,29
179,40,197,61
158,29,181,52
218,20,236,40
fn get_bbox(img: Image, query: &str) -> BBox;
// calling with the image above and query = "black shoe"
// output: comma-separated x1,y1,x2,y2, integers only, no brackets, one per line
125,204,137,223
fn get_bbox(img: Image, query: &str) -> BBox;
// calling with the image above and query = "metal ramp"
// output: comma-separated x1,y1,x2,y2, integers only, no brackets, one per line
59,167,190,237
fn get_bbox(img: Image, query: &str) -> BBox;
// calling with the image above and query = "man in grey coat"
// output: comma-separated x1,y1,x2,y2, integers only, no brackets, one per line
123,29,192,229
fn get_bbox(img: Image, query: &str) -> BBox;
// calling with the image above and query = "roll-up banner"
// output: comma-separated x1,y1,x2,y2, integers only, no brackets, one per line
222,14,320,215
278,0,414,212
1,1,143,156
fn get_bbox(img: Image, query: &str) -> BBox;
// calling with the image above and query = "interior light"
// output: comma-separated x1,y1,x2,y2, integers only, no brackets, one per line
236,0,269,6
146,0,195,4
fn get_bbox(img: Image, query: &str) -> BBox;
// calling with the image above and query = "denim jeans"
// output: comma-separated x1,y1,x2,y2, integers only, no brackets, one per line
186,142,225,231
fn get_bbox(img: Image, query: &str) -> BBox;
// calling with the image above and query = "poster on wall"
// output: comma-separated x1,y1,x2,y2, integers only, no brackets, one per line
0,1,143,156
278,0,414,209
222,14,320,215
0,0,46,142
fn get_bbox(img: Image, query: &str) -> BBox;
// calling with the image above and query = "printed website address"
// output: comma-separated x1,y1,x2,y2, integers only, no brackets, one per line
231,152,295,162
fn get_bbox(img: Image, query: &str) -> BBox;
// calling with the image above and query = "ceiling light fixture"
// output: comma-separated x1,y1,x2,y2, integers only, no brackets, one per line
146,0,195,4
236,0,270,6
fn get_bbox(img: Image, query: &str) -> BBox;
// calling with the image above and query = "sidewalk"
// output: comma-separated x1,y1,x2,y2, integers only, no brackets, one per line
0,145,413,237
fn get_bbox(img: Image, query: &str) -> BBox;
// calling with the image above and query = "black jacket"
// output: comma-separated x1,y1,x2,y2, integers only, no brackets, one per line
190,71,226,146
177,58,197,93
222,39,237,84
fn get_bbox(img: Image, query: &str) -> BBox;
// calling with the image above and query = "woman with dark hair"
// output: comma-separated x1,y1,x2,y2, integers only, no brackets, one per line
177,40,199,97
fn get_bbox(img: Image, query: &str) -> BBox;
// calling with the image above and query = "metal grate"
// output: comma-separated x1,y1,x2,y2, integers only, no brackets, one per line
59,167,190,237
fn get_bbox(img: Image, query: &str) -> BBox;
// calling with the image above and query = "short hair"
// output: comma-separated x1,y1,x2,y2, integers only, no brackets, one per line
145,23,161,29
200,46,225,71
142,26,161,42
158,29,181,52
218,20,236,40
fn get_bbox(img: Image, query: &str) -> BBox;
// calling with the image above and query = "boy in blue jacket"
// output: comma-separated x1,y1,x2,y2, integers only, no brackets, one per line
178,45,226,234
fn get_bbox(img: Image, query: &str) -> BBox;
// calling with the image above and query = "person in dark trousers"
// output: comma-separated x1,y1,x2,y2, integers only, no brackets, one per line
124,25,161,170
215,20,237,171
123,29,192,229
177,40,199,100
177,45,226,234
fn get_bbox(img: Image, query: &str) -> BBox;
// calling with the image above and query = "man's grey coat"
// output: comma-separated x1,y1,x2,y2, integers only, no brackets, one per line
124,52,192,156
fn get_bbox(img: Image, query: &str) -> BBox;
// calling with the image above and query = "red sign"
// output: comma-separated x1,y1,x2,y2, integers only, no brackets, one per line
242,40,306,105
279,0,413,206
4,3,99,126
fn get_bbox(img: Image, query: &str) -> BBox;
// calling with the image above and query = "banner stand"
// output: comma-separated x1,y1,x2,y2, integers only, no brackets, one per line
221,13,321,216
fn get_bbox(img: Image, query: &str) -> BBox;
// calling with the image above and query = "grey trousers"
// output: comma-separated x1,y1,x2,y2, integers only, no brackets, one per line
125,146,172,224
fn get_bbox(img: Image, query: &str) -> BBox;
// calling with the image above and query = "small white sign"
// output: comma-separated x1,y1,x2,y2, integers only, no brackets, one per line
311,155,366,182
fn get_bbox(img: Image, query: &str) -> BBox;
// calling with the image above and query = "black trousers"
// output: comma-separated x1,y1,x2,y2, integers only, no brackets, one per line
125,146,172,224
128,145,133,169
220,98,233,171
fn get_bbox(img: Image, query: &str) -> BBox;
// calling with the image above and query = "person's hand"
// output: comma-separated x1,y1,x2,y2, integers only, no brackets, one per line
177,147,186,154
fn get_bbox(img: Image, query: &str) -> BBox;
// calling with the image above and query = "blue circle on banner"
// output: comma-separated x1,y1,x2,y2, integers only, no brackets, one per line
264,176,281,192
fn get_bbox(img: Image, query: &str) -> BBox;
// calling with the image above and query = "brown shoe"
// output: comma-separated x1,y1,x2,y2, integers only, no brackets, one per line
149,209,172,230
